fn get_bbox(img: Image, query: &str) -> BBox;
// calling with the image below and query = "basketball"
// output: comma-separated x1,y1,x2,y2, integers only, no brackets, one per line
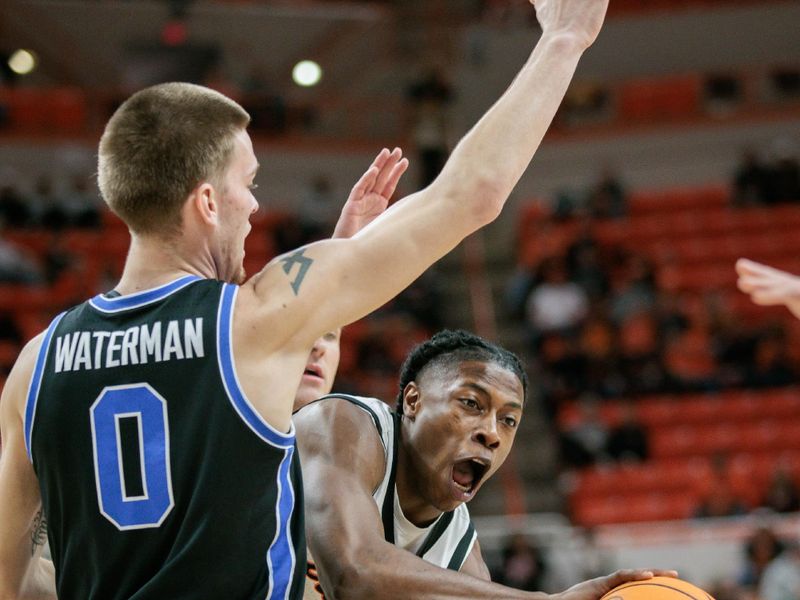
600,577,715,600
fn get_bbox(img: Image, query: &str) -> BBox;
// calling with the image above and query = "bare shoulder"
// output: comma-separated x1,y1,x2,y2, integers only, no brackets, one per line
294,397,386,486
1,332,46,422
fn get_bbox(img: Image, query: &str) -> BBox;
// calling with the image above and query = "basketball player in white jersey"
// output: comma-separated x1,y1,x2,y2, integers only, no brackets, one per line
294,330,676,599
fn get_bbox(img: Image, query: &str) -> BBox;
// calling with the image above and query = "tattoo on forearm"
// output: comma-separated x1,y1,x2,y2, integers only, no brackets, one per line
31,509,47,556
280,249,314,295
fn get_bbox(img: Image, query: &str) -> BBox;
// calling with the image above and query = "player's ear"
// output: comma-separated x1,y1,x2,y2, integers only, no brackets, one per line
191,181,219,227
402,382,421,419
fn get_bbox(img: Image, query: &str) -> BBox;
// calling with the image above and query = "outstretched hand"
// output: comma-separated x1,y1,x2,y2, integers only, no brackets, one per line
555,569,679,600
332,147,409,239
736,258,800,319
530,0,609,51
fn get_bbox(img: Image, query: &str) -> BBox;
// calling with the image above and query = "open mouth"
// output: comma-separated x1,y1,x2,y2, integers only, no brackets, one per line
451,458,490,496
303,364,323,379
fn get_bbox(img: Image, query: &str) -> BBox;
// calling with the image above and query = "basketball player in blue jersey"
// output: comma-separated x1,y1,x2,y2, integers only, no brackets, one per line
295,330,676,599
0,0,619,597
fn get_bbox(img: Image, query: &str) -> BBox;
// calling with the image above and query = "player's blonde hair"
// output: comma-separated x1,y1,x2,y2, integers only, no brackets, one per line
98,82,250,237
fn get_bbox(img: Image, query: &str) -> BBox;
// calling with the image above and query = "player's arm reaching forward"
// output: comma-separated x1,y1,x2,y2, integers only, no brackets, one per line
295,400,673,600
236,0,614,432
736,258,800,319
0,336,57,600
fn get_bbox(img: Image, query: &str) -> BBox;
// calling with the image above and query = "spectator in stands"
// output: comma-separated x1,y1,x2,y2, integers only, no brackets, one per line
494,534,548,592
761,464,800,514
42,231,75,286
297,173,340,242
566,221,609,301
739,527,785,592
0,226,43,285
62,172,101,229
587,167,627,219
525,257,589,340
0,184,32,228
559,395,609,469
605,400,649,463
765,144,800,204
609,254,657,324
744,328,796,388
577,314,624,398
240,65,287,134
31,175,66,230
617,311,671,395
759,540,800,600
693,453,748,519
392,270,444,331
655,291,690,340
407,66,453,188
0,311,22,345
537,333,586,418
355,321,398,377
732,148,770,206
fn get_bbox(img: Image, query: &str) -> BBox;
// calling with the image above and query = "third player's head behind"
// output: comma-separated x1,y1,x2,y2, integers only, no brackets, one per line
395,330,528,519
97,82,258,285
294,329,342,411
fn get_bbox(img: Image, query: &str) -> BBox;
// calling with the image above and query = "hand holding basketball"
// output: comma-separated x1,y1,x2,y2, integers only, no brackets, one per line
599,576,715,600
554,569,679,600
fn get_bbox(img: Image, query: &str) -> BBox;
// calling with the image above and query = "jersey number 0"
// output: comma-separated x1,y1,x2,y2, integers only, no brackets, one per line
90,384,175,530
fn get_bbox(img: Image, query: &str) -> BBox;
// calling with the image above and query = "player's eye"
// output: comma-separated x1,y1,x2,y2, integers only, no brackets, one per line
502,416,518,428
459,398,480,410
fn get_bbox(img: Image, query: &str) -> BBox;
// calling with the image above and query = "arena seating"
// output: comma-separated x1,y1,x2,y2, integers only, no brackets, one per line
565,387,800,525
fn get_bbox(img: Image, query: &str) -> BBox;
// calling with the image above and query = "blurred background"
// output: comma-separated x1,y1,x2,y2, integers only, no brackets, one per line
2,0,800,597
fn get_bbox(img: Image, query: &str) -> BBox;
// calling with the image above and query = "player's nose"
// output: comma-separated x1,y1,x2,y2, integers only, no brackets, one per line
473,416,500,450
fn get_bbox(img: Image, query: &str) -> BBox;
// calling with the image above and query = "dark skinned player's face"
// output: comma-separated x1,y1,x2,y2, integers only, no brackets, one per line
401,360,524,514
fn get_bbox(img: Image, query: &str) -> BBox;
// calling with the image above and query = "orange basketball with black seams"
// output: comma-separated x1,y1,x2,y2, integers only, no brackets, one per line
600,576,716,600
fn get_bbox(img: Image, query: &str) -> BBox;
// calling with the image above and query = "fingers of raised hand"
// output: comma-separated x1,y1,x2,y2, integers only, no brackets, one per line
380,157,409,199
373,148,403,195
351,166,380,199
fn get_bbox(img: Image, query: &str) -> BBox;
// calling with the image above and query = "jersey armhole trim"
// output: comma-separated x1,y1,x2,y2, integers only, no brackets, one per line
217,283,295,449
446,522,477,571
24,311,65,462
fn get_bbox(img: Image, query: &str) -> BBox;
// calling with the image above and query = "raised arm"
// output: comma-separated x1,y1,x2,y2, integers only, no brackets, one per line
245,0,610,338
233,0,610,432
0,336,57,600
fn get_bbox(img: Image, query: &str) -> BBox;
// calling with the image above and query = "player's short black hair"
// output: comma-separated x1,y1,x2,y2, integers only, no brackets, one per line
395,329,528,414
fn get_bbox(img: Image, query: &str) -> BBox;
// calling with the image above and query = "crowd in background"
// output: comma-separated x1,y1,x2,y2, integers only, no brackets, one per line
0,142,799,597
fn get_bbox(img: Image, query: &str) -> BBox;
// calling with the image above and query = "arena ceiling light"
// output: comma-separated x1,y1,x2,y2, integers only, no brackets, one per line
292,60,322,87
8,49,37,75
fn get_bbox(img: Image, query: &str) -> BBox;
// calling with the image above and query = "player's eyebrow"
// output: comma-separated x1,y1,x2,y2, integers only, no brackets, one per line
461,382,523,410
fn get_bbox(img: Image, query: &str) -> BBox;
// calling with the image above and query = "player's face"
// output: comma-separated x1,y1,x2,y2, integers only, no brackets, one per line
293,329,342,412
402,360,524,516
216,128,259,284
